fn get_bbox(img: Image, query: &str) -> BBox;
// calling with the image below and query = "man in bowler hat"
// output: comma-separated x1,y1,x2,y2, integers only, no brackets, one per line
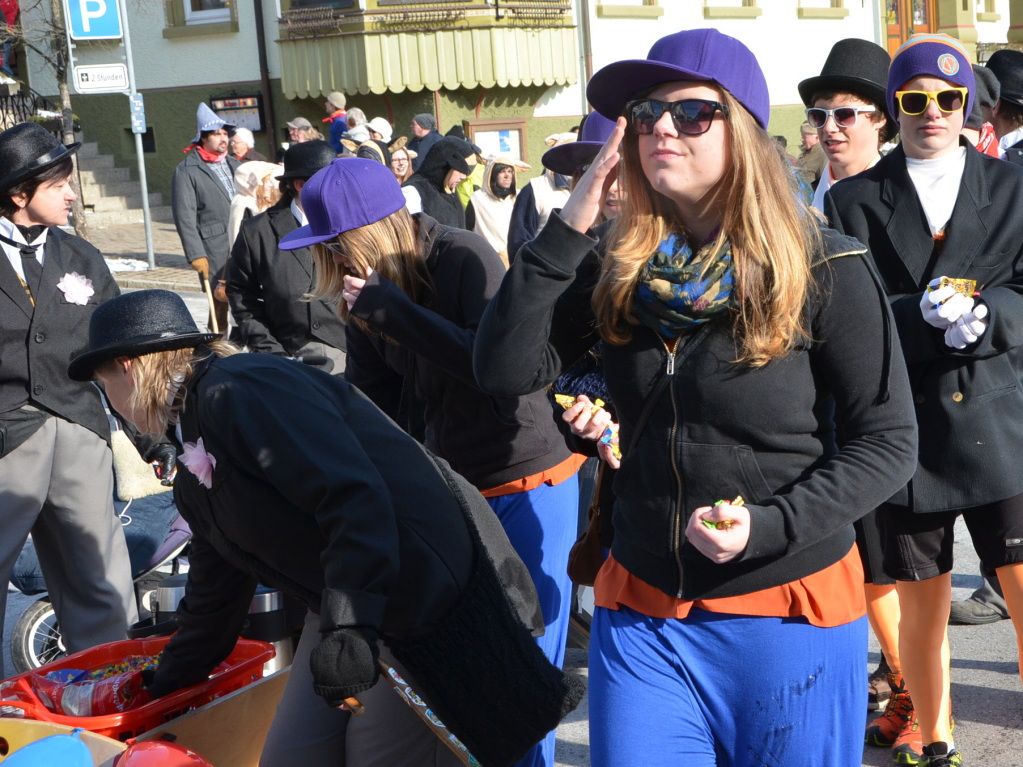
0,122,136,675
172,103,240,334
984,48,1023,164
226,140,347,373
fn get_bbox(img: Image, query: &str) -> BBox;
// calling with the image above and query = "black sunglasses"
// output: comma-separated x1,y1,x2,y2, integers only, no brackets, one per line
624,98,729,136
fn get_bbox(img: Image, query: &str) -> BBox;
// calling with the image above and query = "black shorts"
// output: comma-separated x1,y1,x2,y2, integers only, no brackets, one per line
877,492,1023,581
854,509,895,586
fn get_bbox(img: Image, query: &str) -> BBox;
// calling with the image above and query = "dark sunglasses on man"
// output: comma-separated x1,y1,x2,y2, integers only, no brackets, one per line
624,98,729,136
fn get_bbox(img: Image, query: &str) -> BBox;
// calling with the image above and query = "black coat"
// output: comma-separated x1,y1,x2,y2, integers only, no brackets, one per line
474,213,918,600
226,200,346,355
0,228,118,443
345,215,574,490
826,141,1023,512
151,353,542,692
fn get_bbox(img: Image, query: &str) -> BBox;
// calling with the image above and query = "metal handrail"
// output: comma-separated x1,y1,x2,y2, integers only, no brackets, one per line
0,82,73,138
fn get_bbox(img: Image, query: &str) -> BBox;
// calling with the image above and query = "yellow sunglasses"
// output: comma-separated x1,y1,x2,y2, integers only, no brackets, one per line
894,88,967,116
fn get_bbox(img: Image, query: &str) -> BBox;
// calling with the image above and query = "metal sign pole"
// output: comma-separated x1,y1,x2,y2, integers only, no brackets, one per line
115,0,154,269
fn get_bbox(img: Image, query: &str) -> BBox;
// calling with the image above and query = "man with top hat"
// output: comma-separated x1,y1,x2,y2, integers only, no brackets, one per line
0,121,136,676
226,140,347,373
827,33,1023,767
171,103,239,334
983,48,1023,165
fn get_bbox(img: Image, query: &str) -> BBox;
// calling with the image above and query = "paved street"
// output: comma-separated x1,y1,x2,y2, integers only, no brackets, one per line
2,220,1022,765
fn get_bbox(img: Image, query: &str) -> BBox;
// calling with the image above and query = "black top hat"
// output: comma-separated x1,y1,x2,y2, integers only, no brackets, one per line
279,140,337,181
986,49,1023,107
798,38,892,119
0,122,81,195
68,290,219,381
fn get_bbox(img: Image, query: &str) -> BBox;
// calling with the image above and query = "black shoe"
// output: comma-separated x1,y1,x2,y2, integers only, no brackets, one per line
948,597,1008,625
867,655,892,712
920,741,963,766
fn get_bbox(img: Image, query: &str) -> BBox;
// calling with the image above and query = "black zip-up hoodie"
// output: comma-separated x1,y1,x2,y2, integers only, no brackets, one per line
345,214,573,490
474,213,918,600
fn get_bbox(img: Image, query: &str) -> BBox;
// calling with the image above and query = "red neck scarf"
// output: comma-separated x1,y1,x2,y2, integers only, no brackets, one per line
195,145,228,163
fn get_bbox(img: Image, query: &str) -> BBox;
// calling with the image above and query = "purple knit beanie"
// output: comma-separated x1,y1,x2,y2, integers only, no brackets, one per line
887,34,975,120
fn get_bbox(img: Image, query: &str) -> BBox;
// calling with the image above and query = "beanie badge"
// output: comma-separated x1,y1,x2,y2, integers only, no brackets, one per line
938,53,960,77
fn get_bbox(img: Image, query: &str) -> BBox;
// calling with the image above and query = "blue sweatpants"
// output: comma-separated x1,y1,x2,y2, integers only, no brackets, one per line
589,605,867,767
487,475,579,767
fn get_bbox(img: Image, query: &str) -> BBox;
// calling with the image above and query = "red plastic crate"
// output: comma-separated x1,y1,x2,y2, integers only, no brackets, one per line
0,636,274,741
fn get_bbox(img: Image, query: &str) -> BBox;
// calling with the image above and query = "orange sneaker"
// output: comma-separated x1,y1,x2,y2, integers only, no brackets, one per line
892,712,955,766
892,710,923,764
866,672,913,747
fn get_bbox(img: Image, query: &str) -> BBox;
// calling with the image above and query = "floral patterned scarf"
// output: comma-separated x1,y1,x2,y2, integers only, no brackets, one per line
633,233,736,338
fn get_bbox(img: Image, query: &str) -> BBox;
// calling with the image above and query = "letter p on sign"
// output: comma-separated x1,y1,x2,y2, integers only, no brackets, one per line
64,0,123,40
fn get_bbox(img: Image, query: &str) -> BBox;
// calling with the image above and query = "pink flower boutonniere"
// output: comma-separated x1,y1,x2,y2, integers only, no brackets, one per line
180,437,217,489
57,272,95,305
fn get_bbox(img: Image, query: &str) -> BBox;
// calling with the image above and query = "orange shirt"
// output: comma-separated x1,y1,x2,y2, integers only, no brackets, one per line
594,544,865,628
480,453,589,498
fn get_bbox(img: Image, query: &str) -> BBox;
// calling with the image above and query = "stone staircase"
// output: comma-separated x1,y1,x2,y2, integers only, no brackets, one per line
76,141,174,228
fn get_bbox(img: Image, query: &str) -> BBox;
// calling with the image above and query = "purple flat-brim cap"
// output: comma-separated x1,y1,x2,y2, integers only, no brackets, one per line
587,28,770,130
279,158,406,251
543,112,618,176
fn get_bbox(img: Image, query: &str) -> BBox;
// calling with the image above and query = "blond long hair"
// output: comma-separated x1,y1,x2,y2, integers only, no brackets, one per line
593,88,820,366
98,340,239,435
309,207,433,338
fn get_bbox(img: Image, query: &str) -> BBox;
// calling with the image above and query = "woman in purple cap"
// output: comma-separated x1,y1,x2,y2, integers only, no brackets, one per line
827,34,1023,767
280,157,590,767
473,28,918,767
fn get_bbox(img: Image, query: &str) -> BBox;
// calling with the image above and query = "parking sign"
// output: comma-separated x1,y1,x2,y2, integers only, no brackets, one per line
64,0,123,41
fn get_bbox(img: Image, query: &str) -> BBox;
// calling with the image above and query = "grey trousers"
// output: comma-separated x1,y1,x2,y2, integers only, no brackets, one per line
260,612,463,767
0,417,137,676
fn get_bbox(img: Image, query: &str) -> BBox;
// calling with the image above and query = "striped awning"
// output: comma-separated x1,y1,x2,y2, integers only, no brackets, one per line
279,25,578,98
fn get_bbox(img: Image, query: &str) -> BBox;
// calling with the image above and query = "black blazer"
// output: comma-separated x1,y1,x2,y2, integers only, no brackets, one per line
826,142,1023,512
0,228,118,442
151,353,542,692
225,201,346,356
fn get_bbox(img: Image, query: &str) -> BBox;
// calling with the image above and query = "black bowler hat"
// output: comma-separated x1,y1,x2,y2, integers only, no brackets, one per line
68,290,219,381
0,122,80,195
986,49,1023,107
798,38,892,119
279,140,337,181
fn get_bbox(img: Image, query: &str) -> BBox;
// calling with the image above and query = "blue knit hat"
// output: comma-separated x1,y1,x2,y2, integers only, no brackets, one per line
191,103,236,144
887,34,974,121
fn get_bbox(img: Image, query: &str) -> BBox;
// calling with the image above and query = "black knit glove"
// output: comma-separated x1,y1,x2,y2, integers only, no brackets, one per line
310,626,380,707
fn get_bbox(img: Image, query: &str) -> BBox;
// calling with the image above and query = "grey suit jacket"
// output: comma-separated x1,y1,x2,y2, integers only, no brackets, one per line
171,149,241,276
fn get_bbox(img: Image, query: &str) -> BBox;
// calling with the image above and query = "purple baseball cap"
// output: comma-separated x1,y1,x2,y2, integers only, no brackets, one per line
587,28,770,129
542,112,618,176
279,158,406,251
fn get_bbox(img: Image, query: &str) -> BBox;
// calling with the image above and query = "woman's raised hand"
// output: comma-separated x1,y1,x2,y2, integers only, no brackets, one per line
342,268,374,311
559,117,626,235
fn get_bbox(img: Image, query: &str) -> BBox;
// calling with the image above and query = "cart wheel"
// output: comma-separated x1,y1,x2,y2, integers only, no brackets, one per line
10,597,66,673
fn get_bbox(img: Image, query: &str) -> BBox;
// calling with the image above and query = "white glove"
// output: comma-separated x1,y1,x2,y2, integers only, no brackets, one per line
920,278,975,328
944,303,989,349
